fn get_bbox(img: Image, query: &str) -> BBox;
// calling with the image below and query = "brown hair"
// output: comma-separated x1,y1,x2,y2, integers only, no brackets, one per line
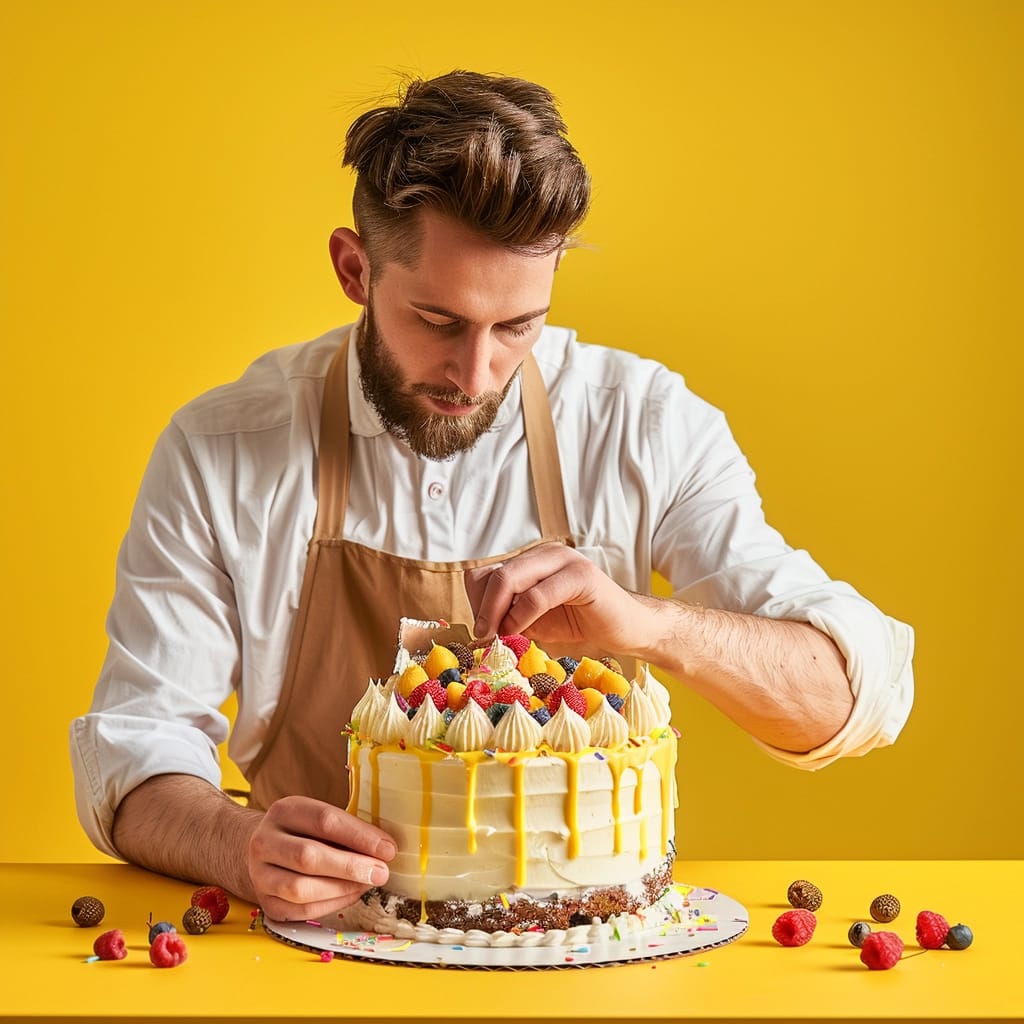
343,70,591,269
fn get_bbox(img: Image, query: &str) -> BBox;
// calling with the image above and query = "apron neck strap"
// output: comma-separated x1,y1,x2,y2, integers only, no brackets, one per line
313,333,571,541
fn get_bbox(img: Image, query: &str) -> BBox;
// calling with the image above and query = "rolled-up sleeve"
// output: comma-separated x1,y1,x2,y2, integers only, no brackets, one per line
648,373,914,768
70,421,239,857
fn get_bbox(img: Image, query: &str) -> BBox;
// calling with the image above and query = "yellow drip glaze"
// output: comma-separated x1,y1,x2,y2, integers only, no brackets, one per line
607,755,624,854
465,758,479,854
344,739,361,815
633,761,647,861
513,760,527,887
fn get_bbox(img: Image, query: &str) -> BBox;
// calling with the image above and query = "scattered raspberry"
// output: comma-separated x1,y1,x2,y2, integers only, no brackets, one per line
529,672,559,699
458,678,496,711
191,885,230,924
499,634,530,659
182,905,212,935
494,685,531,710
859,930,903,969
71,896,105,927
869,893,900,923
848,921,872,947
547,682,587,718
408,679,448,712
787,879,823,911
945,923,974,950
916,909,950,949
319,950,334,962
93,928,127,960
770,909,816,946
149,930,188,968
446,642,475,673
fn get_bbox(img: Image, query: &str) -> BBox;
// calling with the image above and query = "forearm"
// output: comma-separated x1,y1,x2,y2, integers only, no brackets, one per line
630,596,853,753
112,774,264,902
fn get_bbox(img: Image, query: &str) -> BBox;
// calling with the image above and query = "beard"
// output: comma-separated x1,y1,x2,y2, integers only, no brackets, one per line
357,304,518,461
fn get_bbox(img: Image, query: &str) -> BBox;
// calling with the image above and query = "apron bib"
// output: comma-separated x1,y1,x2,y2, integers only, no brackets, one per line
246,334,572,810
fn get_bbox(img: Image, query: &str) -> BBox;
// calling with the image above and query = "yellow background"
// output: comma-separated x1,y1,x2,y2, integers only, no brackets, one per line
1,0,1020,864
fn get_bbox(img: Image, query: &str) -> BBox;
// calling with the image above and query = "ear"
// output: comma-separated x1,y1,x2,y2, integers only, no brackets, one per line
329,227,371,305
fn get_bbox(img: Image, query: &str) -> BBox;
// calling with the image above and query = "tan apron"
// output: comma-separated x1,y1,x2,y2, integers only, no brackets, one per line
246,334,572,810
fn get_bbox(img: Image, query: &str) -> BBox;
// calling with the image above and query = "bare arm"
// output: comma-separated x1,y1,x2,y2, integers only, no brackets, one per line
112,774,396,921
466,544,852,753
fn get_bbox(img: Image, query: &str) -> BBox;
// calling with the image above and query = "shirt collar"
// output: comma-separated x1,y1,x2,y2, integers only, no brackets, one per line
345,318,521,440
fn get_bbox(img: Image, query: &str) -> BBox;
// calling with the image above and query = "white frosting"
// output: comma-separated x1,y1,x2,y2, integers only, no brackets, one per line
491,701,543,751
639,667,672,729
407,698,446,749
444,699,495,752
347,737,675,902
586,697,629,748
373,694,410,746
622,681,660,736
541,701,591,752
350,682,384,736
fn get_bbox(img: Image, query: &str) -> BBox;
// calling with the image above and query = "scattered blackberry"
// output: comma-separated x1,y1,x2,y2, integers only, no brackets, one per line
529,673,558,699
787,879,823,912
870,894,900,923
182,905,212,935
71,896,105,927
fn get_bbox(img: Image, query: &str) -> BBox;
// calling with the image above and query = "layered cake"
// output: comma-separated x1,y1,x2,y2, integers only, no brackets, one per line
344,621,679,941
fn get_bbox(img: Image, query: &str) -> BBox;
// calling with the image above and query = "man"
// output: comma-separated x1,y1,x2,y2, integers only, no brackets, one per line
71,71,913,922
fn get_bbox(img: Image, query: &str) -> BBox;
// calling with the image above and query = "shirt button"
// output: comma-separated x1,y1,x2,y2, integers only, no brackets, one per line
427,482,445,500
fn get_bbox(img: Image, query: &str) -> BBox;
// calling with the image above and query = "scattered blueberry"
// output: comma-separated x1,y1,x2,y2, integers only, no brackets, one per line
557,656,579,675
945,923,974,950
848,921,872,948
406,706,417,719
605,693,625,712
443,708,455,725
531,707,551,725
148,919,176,943
438,668,462,686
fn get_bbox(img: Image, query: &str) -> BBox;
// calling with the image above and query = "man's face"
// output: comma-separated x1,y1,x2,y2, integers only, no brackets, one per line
357,210,560,461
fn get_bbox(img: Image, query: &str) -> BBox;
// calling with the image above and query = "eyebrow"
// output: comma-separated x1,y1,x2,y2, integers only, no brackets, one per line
410,301,550,326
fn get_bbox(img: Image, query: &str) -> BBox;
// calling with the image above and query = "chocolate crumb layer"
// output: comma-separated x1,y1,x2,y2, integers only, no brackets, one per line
367,853,676,933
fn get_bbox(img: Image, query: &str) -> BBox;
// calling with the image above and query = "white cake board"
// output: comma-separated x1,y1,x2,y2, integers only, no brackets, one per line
262,885,748,969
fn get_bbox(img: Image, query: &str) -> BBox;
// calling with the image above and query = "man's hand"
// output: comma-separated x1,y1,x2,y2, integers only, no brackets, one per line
465,543,657,654
248,796,397,922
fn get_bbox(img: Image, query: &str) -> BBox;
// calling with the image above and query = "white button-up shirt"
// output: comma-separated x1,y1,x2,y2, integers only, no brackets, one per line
71,324,914,856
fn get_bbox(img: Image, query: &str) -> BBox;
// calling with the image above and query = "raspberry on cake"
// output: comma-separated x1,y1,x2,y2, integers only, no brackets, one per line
344,623,679,943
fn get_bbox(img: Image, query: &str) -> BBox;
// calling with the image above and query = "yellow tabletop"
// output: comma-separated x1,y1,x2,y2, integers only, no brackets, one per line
0,860,1018,1023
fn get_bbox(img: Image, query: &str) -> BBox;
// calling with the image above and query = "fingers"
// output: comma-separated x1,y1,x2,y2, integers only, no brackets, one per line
248,797,397,921
466,544,593,641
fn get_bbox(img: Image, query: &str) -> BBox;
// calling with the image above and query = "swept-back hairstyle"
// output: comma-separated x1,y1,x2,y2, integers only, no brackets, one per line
343,70,591,269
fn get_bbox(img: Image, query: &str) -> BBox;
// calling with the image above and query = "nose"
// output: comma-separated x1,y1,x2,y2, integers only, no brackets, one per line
445,327,493,399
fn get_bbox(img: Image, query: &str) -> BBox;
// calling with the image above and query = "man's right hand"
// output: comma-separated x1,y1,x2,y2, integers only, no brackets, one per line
248,795,397,922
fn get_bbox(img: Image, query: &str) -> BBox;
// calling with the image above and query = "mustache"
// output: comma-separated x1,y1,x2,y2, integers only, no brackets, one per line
410,383,495,407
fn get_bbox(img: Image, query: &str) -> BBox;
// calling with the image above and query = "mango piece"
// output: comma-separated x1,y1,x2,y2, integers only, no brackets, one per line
597,669,630,698
398,663,428,698
543,658,567,683
424,642,459,680
446,681,467,711
572,656,607,689
579,687,606,718
516,641,548,678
